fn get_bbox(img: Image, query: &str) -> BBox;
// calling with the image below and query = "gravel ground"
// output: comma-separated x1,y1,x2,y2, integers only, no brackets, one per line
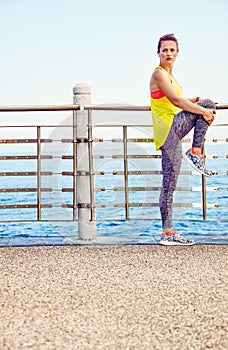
0,245,227,350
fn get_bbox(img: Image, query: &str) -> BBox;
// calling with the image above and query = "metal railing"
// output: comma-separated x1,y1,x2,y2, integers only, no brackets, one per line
90,105,227,222
0,98,227,239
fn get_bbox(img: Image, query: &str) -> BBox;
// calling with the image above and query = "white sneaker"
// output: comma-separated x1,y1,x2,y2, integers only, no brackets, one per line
183,149,214,177
160,232,195,246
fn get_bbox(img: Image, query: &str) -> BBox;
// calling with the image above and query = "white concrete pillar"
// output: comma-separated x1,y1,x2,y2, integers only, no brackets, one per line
73,84,96,240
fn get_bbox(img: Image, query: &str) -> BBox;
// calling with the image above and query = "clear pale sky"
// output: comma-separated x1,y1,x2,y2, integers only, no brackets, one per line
0,0,227,106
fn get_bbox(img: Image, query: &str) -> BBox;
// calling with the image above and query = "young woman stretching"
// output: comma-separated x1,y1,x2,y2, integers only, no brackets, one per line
150,34,216,245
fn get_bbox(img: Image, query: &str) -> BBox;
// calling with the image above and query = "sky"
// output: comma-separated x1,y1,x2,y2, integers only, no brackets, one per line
0,0,228,108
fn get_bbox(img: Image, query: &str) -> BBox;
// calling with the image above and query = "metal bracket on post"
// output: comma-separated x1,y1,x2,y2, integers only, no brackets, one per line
73,84,96,240
77,203,94,209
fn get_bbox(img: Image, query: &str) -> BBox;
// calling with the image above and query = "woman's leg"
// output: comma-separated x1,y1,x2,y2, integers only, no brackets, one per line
163,99,216,178
159,99,215,234
171,99,216,148
159,139,195,245
192,99,216,148
160,140,182,230
159,136,196,245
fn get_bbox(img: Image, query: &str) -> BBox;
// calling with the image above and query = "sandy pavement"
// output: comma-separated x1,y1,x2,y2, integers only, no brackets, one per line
0,245,227,349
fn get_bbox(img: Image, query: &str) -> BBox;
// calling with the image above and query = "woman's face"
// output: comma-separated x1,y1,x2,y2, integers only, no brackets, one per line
158,40,178,65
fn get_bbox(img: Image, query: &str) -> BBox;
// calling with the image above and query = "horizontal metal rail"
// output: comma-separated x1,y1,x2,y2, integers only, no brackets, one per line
0,105,80,112
84,104,228,111
95,203,221,209
0,155,52,160
0,186,224,194
0,204,52,209
0,139,52,144
0,188,52,192
0,103,226,112
0,172,52,176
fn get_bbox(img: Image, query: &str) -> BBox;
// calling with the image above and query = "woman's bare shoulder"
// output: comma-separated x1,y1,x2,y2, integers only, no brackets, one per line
153,67,166,77
151,67,167,82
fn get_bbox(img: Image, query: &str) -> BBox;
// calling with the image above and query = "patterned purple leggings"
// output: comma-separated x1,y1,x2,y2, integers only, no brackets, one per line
159,99,216,229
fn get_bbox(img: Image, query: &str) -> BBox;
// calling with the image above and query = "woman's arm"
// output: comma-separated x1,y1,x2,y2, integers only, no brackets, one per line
152,70,216,124
187,97,201,103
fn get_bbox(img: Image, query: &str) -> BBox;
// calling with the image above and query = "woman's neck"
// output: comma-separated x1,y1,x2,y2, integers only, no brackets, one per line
159,64,173,75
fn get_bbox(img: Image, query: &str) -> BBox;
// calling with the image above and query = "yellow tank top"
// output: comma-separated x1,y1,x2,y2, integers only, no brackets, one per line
150,66,182,150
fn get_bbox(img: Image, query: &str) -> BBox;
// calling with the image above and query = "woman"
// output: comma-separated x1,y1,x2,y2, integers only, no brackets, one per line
150,34,216,246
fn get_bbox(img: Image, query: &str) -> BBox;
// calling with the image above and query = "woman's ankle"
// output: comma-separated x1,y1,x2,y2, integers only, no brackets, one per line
162,228,175,237
191,147,202,156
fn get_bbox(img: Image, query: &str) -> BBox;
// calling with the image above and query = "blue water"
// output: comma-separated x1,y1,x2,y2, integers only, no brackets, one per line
0,143,227,245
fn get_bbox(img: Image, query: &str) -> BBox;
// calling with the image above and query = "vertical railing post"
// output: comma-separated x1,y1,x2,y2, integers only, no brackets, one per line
123,126,129,219
37,126,41,220
88,109,96,222
73,84,96,240
202,175,207,220
72,110,77,221
202,143,207,220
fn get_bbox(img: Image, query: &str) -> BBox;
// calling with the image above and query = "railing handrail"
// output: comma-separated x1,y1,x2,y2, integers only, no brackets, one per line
85,103,228,111
0,103,227,112
0,105,80,112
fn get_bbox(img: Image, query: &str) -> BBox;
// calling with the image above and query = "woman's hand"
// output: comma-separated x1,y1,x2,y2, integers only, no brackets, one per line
202,108,216,125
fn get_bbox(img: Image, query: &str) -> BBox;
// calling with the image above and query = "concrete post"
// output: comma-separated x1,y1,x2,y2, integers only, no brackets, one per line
73,84,96,240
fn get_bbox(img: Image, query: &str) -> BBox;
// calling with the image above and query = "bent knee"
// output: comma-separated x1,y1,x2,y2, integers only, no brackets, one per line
198,99,216,109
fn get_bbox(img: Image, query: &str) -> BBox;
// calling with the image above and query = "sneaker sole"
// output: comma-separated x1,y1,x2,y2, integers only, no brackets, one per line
160,240,195,246
182,153,212,177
